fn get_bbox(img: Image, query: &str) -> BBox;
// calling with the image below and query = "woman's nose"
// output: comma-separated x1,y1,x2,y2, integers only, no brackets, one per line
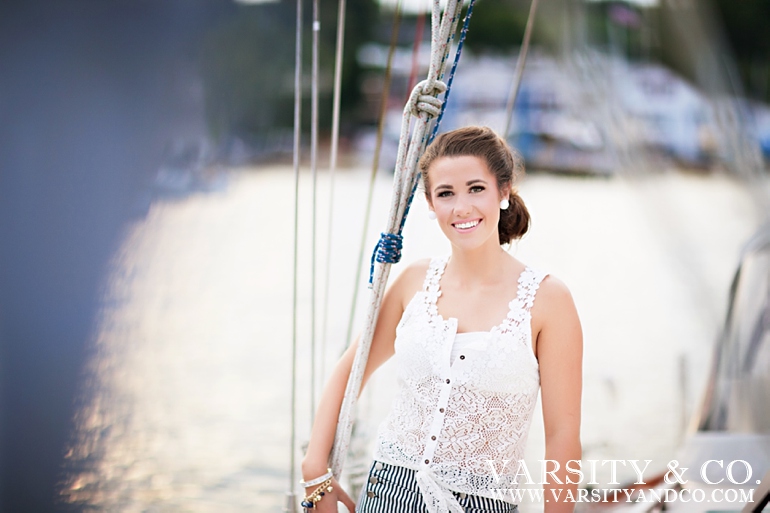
453,195,472,216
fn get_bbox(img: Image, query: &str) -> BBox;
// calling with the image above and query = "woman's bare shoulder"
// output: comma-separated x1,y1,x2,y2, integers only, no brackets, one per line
388,258,431,308
531,273,580,328
401,258,432,278
534,273,576,310
537,273,572,298
393,258,431,288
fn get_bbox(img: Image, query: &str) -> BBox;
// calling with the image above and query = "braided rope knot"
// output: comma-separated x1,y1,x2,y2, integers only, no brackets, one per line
406,79,447,118
368,232,403,286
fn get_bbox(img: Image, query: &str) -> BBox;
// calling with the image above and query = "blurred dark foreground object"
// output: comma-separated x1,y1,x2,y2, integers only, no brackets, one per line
0,1,234,511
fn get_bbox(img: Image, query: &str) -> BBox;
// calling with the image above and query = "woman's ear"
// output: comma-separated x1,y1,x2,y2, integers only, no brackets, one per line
500,183,512,201
424,191,433,209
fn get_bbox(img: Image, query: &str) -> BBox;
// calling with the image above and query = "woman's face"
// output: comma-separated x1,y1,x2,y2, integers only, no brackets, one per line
426,155,509,250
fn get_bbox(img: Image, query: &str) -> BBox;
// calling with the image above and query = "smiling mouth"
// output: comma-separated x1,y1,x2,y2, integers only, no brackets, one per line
453,219,480,230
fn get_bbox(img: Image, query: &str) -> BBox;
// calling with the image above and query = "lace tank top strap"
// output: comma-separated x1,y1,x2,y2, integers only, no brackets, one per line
421,256,449,295
518,267,548,312
499,267,548,334
421,256,449,317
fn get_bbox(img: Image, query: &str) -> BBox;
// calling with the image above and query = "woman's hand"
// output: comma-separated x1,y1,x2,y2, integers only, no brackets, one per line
302,477,356,512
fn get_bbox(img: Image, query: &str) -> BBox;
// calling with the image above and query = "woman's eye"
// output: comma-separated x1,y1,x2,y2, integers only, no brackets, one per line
437,190,452,198
470,186,485,193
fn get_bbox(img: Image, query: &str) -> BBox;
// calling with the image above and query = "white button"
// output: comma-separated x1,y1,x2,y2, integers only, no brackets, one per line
374,462,383,471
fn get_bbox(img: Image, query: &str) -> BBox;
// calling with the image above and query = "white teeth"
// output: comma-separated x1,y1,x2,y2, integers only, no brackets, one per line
455,220,479,229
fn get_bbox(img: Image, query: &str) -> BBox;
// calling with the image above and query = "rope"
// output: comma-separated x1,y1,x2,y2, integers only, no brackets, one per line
503,0,540,138
330,0,470,478
368,232,403,286
366,0,478,286
399,0,476,235
286,0,302,508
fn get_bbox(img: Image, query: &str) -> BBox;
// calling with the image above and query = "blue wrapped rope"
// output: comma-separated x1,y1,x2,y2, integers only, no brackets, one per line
368,232,403,286
368,0,476,287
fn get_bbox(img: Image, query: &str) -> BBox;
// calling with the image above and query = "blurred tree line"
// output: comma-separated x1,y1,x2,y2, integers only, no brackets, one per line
200,0,377,142
712,0,770,103
202,0,769,145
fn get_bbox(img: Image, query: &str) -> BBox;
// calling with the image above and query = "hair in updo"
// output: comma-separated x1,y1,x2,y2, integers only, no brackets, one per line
418,126,530,245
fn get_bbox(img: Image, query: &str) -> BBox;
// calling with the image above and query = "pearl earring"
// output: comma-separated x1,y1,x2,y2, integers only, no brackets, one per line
500,198,510,210
427,210,437,220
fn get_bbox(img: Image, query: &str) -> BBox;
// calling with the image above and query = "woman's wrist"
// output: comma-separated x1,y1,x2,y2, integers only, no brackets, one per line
301,457,330,482
300,476,334,508
301,468,333,488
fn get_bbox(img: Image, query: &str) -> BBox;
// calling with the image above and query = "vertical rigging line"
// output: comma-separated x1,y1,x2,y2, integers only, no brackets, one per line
503,0,540,138
321,0,347,384
288,0,302,508
343,0,403,351
406,10,426,102
310,0,320,423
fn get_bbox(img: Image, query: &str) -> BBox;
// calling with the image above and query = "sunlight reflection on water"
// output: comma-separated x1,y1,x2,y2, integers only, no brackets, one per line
61,167,759,512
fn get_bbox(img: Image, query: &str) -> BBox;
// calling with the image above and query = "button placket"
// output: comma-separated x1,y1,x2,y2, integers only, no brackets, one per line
366,462,382,500
424,319,465,465
423,372,453,462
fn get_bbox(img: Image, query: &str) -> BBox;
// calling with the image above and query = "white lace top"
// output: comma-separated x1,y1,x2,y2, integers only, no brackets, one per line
450,332,487,366
373,256,548,513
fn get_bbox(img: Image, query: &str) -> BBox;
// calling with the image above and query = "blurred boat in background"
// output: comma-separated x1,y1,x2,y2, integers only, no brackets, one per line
582,223,770,513
352,47,770,176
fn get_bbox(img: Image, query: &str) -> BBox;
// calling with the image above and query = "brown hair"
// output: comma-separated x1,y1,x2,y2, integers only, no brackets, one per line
418,126,530,244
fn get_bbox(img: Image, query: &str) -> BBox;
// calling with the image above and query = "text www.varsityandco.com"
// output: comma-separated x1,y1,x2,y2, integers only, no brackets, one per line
488,486,755,504
485,459,761,504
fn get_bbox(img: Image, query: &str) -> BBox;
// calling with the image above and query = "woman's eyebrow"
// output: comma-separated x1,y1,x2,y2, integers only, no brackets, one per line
434,184,453,192
466,179,487,186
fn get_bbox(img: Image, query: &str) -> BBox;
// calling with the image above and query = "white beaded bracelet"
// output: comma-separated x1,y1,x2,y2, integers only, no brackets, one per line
301,469,333,488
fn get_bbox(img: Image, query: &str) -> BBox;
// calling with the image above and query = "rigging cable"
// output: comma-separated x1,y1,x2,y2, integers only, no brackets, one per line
320,0,348,384
343,1,404,351
503,0,540,138
287,0,303,508
310,0,320,424
406,10,427,101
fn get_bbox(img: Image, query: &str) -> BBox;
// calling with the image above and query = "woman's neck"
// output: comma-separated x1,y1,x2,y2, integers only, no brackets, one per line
447,240,511,286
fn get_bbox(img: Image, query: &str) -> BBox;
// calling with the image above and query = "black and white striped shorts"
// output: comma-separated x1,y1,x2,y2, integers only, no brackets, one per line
356,460,518,513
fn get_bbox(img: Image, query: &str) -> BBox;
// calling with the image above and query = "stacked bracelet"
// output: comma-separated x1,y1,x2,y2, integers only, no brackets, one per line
300,469,333,488
300,477,333,509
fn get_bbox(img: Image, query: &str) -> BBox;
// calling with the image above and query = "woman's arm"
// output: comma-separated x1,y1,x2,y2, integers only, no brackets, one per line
300,261,427,511
534,276,583,513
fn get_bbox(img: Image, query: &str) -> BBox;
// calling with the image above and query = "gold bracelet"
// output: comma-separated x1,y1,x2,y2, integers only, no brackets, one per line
301,477,333,509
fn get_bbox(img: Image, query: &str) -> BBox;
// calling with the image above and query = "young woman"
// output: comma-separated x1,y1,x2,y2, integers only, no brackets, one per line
301,126,583,513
